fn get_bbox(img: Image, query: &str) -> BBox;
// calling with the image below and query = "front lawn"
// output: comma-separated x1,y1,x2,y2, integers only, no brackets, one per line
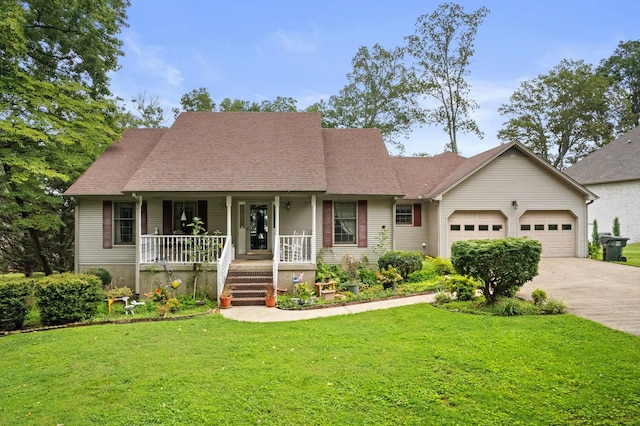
619,242,640,267
1,305,639,425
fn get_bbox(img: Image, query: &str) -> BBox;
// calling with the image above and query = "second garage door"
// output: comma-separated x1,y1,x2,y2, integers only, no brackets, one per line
519,210,576,257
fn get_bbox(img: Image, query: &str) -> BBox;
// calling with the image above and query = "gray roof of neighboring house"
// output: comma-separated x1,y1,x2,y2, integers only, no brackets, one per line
564,126,640,185
65,112,402,196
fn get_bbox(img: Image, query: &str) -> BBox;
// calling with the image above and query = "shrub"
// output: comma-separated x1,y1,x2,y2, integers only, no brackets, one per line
613,217,620,237
433,291,451,305
85,268,112,287
531,288,548,306
444,275,478,301
494,298,527,316
104,286,134,299
358,266,377,286
451,238,542,305
377,251,423,279
540,298,568,314
407,270,436,283
431,257,454,276
34,273,103,326
0,278,33,331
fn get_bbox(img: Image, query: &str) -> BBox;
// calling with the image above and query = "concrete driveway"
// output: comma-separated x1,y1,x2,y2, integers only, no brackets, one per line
519,258,640,336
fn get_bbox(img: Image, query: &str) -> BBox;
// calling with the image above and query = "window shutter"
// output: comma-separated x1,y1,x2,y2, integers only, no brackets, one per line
197,200,208,232
358,200,367,248
322,200,333,247
413,203,422,227
141,201,148,235
103,201,112,249
162,200,172,235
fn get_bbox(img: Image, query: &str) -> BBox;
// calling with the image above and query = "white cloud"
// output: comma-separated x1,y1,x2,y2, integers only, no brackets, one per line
123,32,185,87
260,24,322,55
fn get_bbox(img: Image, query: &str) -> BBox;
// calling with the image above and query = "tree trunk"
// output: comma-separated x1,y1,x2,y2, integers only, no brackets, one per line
28,228,53,276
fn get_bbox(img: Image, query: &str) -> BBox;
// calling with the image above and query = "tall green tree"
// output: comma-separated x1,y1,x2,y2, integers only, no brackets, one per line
172,87,216,118
0,0,129,275
308,44,417,153
498,59,630,170
405,3,489,154
598,40,640,128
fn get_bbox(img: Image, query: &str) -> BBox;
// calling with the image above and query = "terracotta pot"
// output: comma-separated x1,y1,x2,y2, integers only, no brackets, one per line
219,296,232,309
265,296,276,308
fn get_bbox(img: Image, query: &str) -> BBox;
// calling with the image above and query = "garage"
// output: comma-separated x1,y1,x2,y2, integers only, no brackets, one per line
448,211,506,248
519,210,576,257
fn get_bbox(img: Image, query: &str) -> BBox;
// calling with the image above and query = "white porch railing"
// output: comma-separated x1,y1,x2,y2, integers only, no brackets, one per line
217,236,233,305
279,234,312,263
140,235,227,264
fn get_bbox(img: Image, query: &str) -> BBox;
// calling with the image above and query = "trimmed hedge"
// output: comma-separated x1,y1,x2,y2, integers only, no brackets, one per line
34,273,103,326
85,267,112,286
451,238,542,305
377,251,423,279
0,279,32,331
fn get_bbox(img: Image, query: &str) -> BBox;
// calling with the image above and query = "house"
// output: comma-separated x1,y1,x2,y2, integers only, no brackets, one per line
564,126,640,243
65,112,595,300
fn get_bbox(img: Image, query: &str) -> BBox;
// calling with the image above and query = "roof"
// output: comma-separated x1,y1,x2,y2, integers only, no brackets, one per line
65,112,402,196
323,128,403,195
390,152,466,199
564,126,640,185
65,128,166,196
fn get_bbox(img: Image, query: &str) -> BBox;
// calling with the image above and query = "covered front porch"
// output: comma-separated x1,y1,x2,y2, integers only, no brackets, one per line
133,194,318,298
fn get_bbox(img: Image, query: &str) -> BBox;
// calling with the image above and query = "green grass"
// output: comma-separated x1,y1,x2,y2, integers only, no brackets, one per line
1,305,639,425
619,242,640,267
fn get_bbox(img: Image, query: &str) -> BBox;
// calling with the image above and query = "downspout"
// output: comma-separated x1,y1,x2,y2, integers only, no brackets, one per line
392,198,397,251
311,195,317,264
72,197,79,273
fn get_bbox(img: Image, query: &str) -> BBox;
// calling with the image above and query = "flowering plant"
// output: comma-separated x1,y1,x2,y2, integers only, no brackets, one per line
376,266,402,289
147,287,169,303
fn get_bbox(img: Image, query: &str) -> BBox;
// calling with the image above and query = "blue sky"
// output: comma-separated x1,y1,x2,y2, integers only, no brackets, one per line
110,0,640,156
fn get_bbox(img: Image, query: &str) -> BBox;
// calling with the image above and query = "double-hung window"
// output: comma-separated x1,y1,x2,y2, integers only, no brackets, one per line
114,202,135,245
395,204,413,225
334,202,357,244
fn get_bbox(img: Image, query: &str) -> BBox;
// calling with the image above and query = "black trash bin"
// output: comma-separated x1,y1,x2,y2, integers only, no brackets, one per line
600,235,630,262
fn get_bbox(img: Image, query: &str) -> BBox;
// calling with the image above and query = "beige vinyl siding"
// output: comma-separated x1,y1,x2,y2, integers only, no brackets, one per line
394,201,427,253
438,149,588,258
145,198,162,234
426,201,439,257
76,197,136,265
315,197,393,265
279,198,314,235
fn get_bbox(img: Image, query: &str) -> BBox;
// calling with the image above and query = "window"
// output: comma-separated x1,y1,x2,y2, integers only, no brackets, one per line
450,224,461,231
174,201,197,234
521,224,531,231
548,224,558,231
534,224,545,231
492,224,503,231
562,224,572,231
395,205,413,225
464,225,475,231
334,202,356,244
479,225,489,231
114,202,135,245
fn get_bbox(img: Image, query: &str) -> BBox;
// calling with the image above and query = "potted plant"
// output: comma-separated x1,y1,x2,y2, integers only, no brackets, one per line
342,254,360,295
219,283,232,309
265,283,277,308
376,266,402,291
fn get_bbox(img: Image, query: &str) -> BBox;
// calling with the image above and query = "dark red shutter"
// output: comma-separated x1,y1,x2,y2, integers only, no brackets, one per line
103,201,112,249
197,200,208,233
162,200,172,235
413,203,422,227
322,200,333,248
141,201,148,235
358,200,367,248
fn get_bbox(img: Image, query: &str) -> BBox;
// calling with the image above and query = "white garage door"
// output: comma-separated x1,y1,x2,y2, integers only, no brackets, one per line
519,211,576,257
448,211,507,249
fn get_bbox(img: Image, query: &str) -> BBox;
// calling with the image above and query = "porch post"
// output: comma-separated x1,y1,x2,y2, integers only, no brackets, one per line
226,195,232,238
274,195,280,237
311,195,317,263
134,194,142,298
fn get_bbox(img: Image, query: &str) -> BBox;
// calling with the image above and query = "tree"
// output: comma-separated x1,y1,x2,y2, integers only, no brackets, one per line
172,87,216,118
259,96,298,112
0,0,128,275
119,91,167,128
613,217,621,237
598,40,640,128
310,44,418,153
498,59,631,170
406,3,489,153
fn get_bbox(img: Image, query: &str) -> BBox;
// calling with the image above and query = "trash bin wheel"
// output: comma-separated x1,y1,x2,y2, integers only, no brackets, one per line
618,256,627,262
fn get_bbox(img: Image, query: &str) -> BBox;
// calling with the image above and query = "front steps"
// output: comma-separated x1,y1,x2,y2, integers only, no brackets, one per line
225,262,272,306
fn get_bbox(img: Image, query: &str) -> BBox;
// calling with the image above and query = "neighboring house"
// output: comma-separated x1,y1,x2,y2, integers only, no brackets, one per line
565,126,640,243
65,112,596,298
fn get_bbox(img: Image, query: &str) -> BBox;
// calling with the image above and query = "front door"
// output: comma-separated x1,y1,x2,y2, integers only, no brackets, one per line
249,204,269,253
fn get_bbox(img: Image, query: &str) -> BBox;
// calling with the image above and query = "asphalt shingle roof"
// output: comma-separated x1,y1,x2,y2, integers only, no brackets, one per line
564,126,640,184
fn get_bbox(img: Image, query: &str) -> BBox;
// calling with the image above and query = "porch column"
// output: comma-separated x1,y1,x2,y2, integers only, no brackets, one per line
134,194,142,297
311,195,317,263
226,195,232,238
274,195,280,237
